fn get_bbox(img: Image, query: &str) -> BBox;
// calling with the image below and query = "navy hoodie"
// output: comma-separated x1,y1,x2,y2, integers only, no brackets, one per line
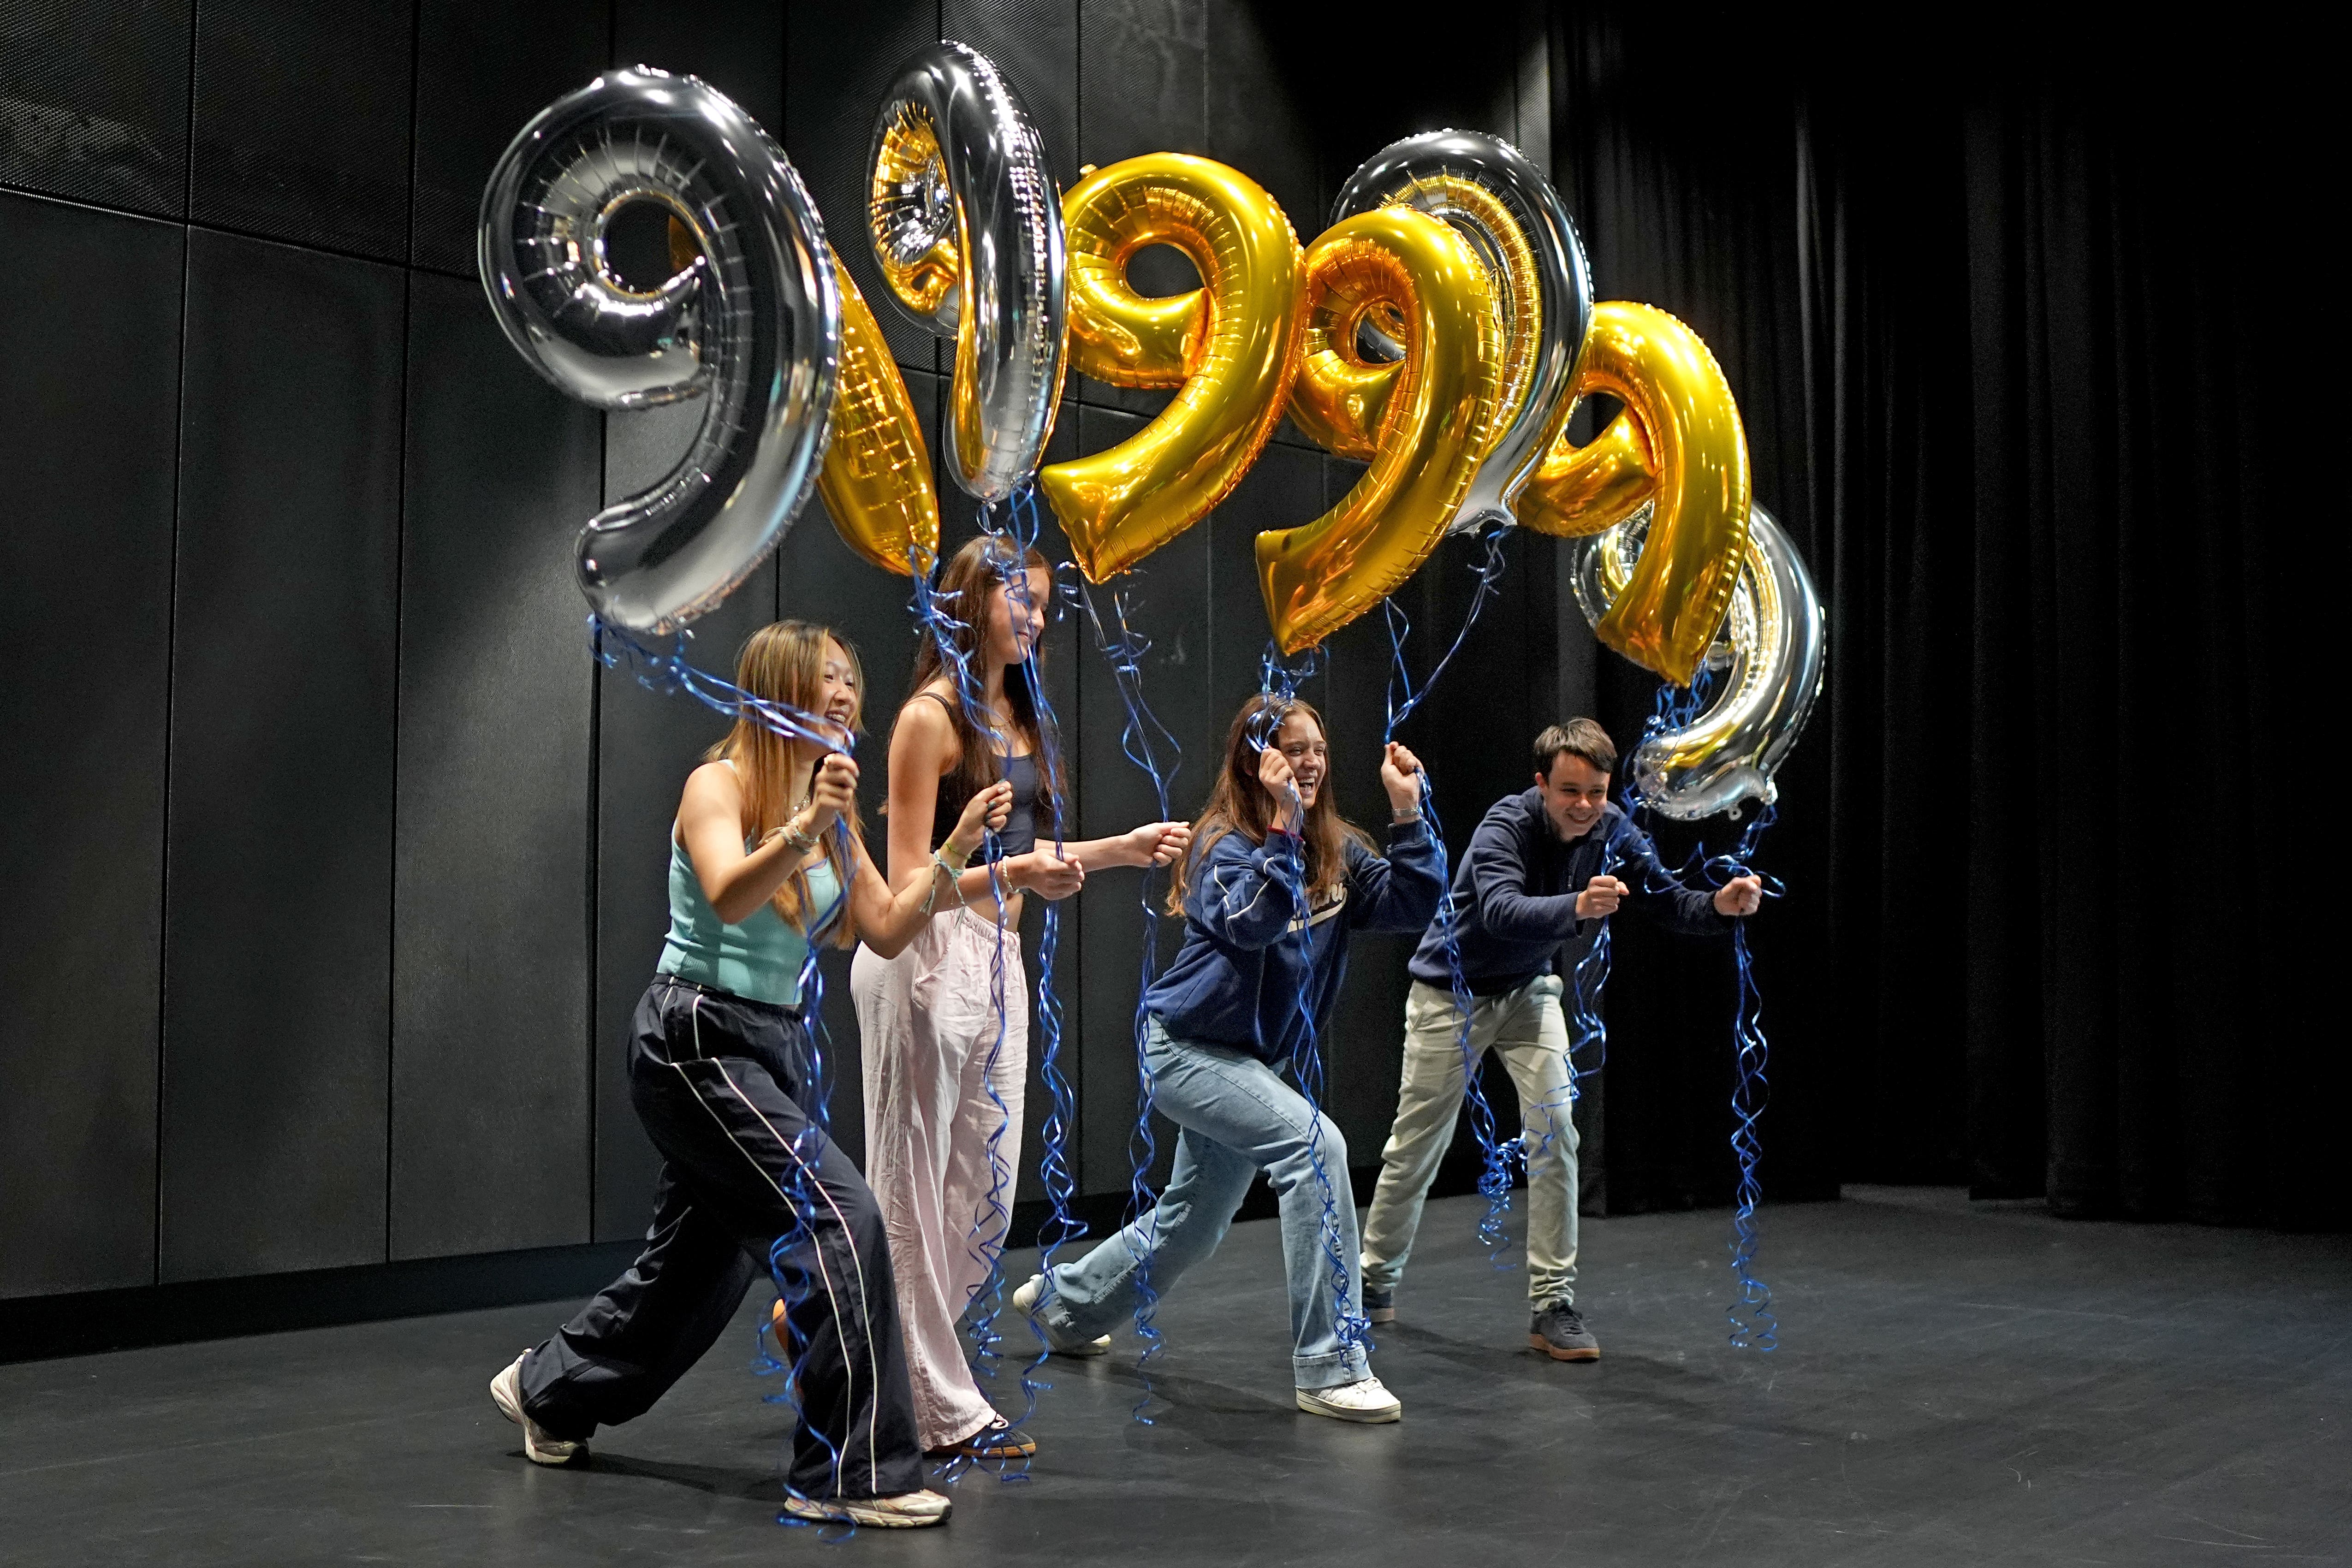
1406,791,1729,996
1145,818,1446,1063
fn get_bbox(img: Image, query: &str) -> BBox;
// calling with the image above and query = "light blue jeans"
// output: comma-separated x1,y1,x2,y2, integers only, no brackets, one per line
1035,1019,1370,1390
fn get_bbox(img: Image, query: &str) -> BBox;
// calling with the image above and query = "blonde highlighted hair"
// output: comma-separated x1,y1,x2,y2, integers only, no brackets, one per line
706,620,864,947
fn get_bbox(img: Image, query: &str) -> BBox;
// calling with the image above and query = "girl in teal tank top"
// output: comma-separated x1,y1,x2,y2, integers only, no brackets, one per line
498,622,1010,1527
661,624,1013,1001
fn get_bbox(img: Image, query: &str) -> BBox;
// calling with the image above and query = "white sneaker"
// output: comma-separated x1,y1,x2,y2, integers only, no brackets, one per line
490,1352,588,1465
1010,1274,1111,1357
1296,1375,1402,1424
782,1488,952,1528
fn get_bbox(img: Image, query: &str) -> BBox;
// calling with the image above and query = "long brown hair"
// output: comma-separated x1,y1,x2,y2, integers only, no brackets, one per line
1165,694,1371,915
706,620,862,947
903,533,1063,832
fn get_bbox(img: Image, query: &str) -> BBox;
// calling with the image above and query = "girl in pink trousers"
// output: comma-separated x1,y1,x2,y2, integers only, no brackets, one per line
851,535,1187,1460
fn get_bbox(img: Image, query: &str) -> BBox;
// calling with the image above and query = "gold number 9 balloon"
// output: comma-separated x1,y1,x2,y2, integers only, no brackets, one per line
1330,131,1592,537
1518,300,1751,687
1039,154,1305,580
1259,205,1505,652
866,41,1068,504
816,261,939,576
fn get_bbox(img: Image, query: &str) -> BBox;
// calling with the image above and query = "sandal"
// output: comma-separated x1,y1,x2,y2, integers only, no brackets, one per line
929,1417,1036,1460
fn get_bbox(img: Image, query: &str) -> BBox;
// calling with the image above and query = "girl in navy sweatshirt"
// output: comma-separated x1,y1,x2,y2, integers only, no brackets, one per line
1013,693,1444,1422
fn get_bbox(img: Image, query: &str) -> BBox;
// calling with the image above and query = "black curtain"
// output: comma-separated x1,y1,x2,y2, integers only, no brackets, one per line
1548,8,2338,1226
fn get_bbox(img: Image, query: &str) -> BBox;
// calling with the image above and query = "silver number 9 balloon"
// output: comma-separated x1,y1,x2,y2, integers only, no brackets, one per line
867,41,1068,504
1332,129,1592,535
479,66,841,635
1570,502,1826,820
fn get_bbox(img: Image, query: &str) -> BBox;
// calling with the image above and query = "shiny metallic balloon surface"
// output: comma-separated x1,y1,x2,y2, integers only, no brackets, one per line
1571,503,1826,821
1040,153,1304,581
1522,301,1750,687
479,66,840,635
1258,205,1503,654
867,40,1068,503
820,259,940,576
1331,129,1592,535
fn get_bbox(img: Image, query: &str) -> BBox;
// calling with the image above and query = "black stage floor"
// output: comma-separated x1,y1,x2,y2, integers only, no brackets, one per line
4,1189,2346,1566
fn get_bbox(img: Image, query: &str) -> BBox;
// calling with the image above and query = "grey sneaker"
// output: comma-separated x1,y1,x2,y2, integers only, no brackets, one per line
782,1489,951,1528
1011,1273,1111,1356
1529,1301,1599,1362
490,1352,588,1464
1361,1285,1396,1324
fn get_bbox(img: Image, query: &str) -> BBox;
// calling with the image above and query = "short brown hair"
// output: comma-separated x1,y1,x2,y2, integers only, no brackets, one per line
1534,719,1616,779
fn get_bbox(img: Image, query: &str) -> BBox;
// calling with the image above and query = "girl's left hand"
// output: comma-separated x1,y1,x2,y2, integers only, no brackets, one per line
1126,820,1192,867
1379,742,1424,814
1713,875,1764,917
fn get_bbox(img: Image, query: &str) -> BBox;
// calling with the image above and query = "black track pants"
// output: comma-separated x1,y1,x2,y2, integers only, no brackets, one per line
517,978,921,1500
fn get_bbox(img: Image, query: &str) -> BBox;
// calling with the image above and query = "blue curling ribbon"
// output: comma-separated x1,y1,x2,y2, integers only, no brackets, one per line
1247,646,1372,1360
1064,571,1183,1424
1619,676,1783,1353
1376,528,1523,1266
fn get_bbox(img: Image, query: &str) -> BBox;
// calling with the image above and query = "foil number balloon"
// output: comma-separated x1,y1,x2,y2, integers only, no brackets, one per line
1519,301,1751,688
479,67,840,635
1261,206,1505,653
866,41,1069,504
1330,130,1592,539
1039,154,1304,582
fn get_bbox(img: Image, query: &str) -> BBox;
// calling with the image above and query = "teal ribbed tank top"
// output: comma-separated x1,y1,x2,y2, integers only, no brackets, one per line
656,835,842,1006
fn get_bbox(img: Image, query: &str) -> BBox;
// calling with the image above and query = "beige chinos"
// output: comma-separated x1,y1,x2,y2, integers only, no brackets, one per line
1359,973,1579,1308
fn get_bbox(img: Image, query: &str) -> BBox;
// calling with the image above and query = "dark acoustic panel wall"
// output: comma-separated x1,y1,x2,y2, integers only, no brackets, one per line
0,194,182,1297
785,0,943,374
409,0,611,274
1081,0,1205,165
0,0,194,216
160,228,404,1283
189,0,416,259
392,270,600,1259
613,0,784,133
590,400,779,1239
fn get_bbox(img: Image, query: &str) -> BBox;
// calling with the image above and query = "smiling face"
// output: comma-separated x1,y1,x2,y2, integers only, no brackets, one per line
812,636,861,747
986,566,1051,669
1268,709,1329,812
1537,750,1610,841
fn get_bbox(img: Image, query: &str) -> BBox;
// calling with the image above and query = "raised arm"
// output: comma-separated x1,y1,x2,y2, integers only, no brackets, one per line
1186,832,1308,950
884,692,1083,912
850,777,1013,957
678,760,824,927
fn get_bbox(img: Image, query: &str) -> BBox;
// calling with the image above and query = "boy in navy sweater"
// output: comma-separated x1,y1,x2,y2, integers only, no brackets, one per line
1358,720,1762,1360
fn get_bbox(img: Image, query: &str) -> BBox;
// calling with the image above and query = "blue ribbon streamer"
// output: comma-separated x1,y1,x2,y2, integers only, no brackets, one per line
1063,571,1183,1424
1619,675,1783,1353
1377,527,1524,1266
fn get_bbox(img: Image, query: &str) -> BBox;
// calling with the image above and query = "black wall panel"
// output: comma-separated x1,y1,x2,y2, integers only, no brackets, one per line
1080,0,1204,166
614,0,784,134
0,194,182,1297
409,0,610,275
190,0,416,258
0,0,194,216
160,228,403,1283
786,0,942,374
392,270,600,1259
